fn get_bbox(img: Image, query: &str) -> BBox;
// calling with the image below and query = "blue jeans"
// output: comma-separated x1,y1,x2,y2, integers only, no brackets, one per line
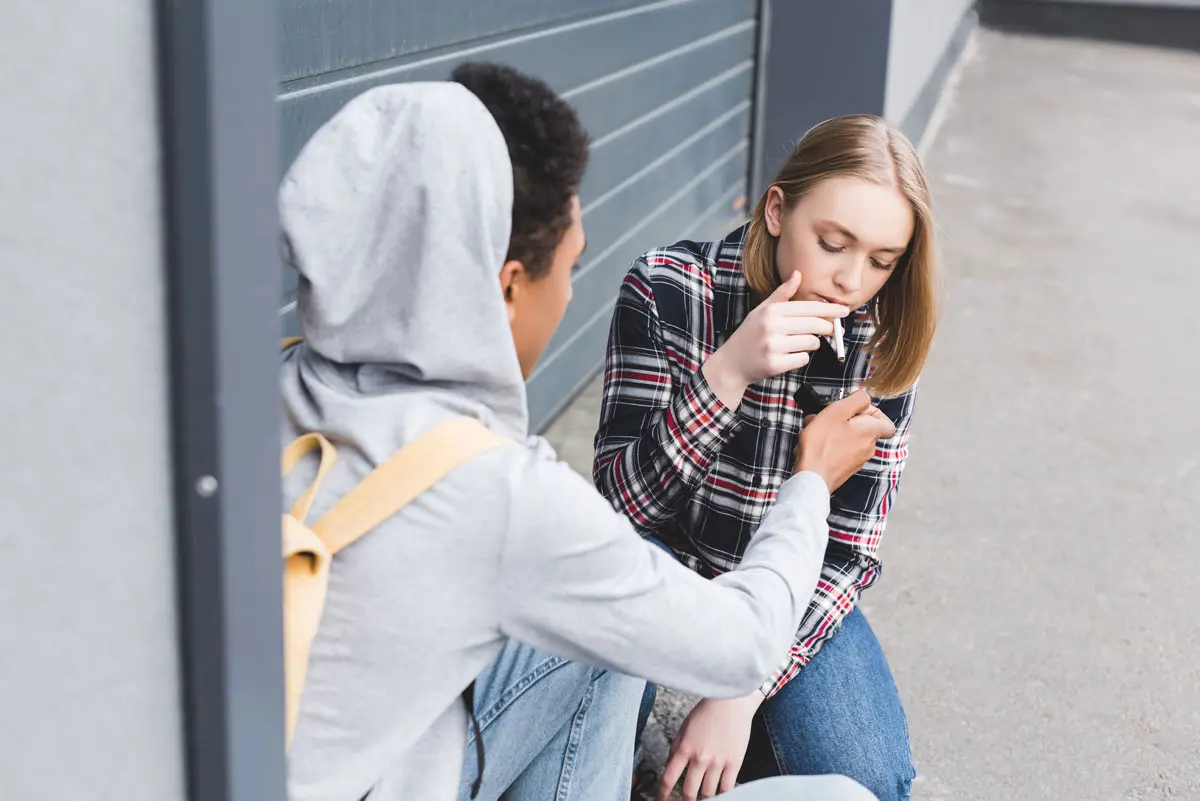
458,638,645,801
463,639,878,801
741,608,915,801
637,610,914,801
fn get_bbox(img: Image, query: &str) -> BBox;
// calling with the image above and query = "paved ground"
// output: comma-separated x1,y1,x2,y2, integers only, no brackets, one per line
546,25,1200,801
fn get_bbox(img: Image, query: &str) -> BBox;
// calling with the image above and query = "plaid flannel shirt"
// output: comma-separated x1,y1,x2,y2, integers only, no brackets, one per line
592,225,917,699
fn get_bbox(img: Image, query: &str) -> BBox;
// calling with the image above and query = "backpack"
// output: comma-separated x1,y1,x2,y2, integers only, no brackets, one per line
281,392,509,797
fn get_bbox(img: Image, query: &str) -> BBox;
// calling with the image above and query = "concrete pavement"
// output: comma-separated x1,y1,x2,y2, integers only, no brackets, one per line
545,24,1200,801
866,25,1200,801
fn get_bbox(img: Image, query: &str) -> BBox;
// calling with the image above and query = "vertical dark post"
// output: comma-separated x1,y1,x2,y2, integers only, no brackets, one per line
155,0,285,800
755,0,894,197
749,0,774,207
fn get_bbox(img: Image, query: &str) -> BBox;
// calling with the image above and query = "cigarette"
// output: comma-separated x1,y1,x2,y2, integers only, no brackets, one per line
833,317,846,363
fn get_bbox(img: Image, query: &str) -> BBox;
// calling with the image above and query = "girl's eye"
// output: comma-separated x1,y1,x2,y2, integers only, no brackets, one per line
870,257,895,271
818,237,845,254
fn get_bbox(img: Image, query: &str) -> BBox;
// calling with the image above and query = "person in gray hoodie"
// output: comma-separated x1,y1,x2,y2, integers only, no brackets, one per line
280,64,892,801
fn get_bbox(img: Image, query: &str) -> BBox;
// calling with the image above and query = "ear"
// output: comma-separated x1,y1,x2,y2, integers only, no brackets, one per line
498,259,526,324
765,186,785,237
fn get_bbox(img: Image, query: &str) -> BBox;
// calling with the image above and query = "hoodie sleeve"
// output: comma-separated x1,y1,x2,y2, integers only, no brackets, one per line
497,443,830,700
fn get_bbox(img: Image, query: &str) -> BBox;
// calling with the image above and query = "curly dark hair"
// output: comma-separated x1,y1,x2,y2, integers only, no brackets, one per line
451,62,590,279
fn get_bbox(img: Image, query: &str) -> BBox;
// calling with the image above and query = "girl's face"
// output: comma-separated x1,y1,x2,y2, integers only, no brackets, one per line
766,176,914,310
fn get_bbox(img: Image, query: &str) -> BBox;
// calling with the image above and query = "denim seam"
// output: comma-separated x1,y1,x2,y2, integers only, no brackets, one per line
554,674,597,801
758,704,789,777
877,639,917,793
474,655,570,734
893,682,917,795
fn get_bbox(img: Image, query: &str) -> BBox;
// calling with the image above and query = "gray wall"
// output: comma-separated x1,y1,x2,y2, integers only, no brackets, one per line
278,0,760,431
754,0,894,199
0,1,186,799
886,0,978,142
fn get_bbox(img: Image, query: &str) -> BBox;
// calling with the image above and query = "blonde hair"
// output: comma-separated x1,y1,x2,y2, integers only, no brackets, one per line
744,115,939,398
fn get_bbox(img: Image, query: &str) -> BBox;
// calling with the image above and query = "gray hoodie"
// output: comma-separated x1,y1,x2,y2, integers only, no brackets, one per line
279,82,832,801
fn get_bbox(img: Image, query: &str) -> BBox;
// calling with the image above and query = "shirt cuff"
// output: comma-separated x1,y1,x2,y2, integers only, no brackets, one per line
659,368,743,475
759,651,811,699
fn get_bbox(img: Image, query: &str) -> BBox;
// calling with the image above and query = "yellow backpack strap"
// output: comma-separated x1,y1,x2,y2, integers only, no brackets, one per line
282,336,303,350
312,417,511,554
280,430,339,750
282,432,338,522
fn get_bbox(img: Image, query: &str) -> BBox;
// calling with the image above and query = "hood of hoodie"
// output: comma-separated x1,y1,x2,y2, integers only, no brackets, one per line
279,81,528,461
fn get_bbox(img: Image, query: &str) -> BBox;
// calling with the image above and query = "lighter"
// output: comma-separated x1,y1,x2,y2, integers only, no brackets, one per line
792,383,851,416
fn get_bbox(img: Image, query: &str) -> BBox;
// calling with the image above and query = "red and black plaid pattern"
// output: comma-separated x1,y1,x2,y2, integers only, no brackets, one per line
593,224,917,699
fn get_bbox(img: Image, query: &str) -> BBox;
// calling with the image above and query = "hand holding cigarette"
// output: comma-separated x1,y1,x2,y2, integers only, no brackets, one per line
702,271,849,409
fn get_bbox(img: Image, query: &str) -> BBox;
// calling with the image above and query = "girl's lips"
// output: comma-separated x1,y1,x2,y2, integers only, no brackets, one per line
815,293,850,308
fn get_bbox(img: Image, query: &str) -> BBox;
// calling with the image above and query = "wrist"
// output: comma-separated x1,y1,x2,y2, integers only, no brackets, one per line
795,460,833,494
705,690,766,718
702,349,749,410
739,688,768,713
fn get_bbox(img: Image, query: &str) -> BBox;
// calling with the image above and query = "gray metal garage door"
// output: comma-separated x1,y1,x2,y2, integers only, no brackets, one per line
279,0,760,431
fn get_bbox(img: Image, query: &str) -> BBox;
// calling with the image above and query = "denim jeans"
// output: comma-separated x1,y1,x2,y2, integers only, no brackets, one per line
458,640,878,801
739,607,915,801
458,638,645,801
636,545,914,801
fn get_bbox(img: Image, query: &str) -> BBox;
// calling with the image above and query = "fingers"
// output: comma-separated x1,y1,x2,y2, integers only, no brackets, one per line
825,389,873,419
659,752,689,801
868,412,897,438
718,761,742,794
681,759,707,801
781,334,822,354
851,412,897,440
855,403,897,437
860,405,893,427
766,270,803,303
765,351,811,375
777,315,835,337
774,300,849,319
699,763,724,799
